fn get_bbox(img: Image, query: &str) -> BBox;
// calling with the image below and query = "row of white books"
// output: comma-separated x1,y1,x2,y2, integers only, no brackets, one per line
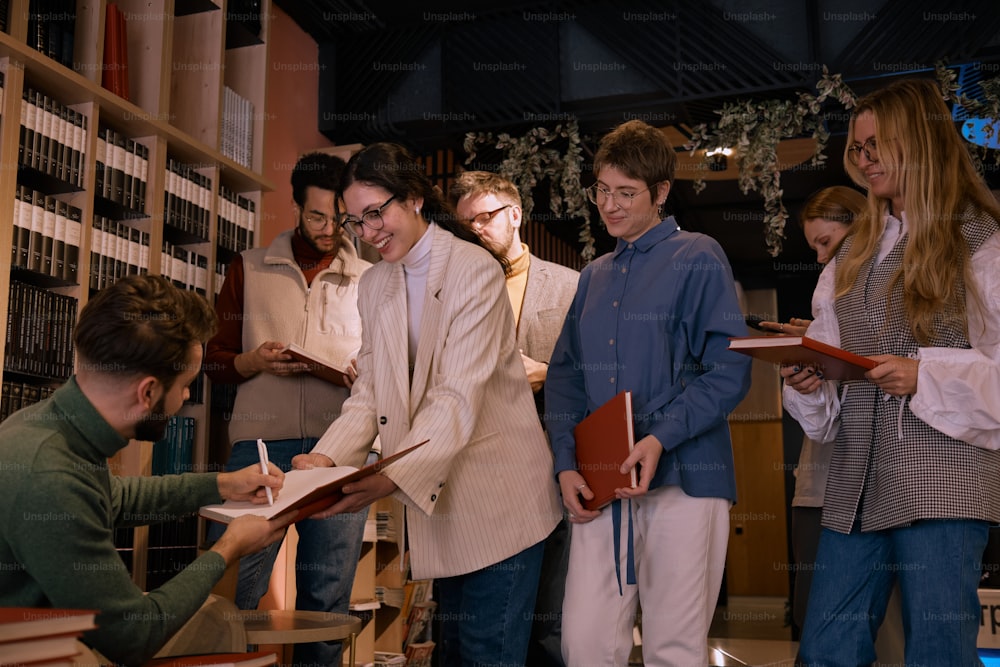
95,125,150,213
13,185,83,283
89,216,149,291
217,184,257,255
221,86,255,170
164,159,213,241
19,85,89,187
161,241,210,296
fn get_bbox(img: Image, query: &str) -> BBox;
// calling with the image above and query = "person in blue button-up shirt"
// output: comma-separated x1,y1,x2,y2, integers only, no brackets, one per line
545,119,752,667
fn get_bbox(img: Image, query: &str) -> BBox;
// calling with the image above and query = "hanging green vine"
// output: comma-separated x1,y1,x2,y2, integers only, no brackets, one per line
685,67,857,257
462,64,998,262
463,119,596,262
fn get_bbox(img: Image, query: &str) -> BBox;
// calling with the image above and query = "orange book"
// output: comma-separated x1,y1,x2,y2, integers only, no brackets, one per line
100,4,119,95
573,390,636,511
0,632,84,664
280,343,349,387
0,607,96,643
200,440,428,524
727,335,877,381
143,651,277,667
117,5,129,101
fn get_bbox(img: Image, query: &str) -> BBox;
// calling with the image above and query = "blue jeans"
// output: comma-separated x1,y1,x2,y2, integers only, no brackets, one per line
436,539,545,667
797,518,988,667
208,438,370,666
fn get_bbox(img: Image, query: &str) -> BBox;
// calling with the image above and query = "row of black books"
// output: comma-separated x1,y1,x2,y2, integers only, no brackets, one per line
217,184,257,255
164,159,213,242
19,85,88,188
160,241,209,296
4,280,77,380
12,185,83,283
95,126,149,215
146,516,200,590
89,216,150,292
221,86,255,170
0,381,56,423
28,0,76,69
152,415,196,476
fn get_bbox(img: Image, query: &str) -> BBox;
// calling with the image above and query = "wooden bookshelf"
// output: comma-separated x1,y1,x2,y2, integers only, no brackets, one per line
0,0,273,589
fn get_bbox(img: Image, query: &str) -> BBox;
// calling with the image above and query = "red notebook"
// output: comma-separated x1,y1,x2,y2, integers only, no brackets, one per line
280,343,349,387
728,335,877,381
573,390,637,511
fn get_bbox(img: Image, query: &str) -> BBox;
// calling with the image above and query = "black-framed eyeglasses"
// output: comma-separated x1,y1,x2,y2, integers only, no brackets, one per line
847,136,878,165
340,195,397,238
464,205,511,229
586,183,658,209
301,211,338,231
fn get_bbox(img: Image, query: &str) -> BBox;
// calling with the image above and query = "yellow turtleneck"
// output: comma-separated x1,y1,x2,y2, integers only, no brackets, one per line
506,244,531,330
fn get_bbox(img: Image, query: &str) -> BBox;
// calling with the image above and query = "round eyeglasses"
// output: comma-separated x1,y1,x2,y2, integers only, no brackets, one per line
340,195,397,238
847,137,878,165
301,212,338,231
586,183,658,209
463,205,511,229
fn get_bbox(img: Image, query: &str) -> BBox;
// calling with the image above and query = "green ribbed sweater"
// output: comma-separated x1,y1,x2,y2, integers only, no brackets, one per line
0,377,228,665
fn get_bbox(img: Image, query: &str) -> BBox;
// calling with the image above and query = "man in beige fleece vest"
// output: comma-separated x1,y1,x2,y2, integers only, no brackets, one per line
204,152,371,667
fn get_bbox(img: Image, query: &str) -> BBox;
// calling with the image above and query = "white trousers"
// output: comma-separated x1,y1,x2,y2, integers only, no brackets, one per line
561,485,730,667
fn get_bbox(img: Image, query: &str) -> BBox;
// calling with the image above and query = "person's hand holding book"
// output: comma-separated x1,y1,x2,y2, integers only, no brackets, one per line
758,317,811,336
289,451,399,518
234,340,310,378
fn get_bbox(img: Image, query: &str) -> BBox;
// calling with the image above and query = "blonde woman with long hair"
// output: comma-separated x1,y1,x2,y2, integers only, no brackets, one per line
783,77,1000,666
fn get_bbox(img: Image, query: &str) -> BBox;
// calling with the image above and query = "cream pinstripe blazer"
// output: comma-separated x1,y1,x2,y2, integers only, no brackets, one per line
313,224,562,579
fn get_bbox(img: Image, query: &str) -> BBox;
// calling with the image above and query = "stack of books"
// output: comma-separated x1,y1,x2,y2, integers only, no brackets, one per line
0,607,96,666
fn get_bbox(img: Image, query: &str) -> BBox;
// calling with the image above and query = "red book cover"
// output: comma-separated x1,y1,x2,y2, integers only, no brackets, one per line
200,440,428,524
573,390,637,511
280,343,349,387
117,5,129,101
728,335,877,381
101,4,119,95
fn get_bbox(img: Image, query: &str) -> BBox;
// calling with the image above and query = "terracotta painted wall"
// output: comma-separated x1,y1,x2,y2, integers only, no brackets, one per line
259,5,332,247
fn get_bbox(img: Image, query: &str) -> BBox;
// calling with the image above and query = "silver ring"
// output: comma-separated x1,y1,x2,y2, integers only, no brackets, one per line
576,483,587,491
779,323,784,332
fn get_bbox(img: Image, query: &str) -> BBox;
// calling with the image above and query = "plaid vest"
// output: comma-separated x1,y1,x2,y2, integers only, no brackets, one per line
822,207,1000,533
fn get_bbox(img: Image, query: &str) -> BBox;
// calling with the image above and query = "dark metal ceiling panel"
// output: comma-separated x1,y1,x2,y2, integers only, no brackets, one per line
833,0,1000,75
442,13,561,127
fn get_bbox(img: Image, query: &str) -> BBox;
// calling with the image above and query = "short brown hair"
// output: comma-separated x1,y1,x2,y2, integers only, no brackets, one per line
74,275,217,387
593,120,676,193
449,171,522,209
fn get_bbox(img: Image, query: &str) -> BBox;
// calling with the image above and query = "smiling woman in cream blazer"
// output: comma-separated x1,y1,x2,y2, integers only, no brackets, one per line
295,142,561,667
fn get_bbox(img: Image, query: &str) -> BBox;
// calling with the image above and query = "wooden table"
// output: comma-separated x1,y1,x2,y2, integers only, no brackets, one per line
238,610,361,666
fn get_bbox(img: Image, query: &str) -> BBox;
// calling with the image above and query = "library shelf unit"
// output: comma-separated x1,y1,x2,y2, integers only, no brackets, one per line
0,0,273,589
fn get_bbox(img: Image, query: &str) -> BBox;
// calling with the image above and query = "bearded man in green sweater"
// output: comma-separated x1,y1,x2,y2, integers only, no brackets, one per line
0,274,292,665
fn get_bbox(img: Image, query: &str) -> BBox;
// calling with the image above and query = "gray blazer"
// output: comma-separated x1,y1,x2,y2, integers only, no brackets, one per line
518,255,580,366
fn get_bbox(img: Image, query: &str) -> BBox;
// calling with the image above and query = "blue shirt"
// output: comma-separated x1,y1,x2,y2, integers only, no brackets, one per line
545,218,752,501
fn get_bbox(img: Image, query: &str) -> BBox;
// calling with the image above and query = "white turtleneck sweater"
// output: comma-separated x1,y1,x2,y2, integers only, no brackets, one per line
400,223,435,366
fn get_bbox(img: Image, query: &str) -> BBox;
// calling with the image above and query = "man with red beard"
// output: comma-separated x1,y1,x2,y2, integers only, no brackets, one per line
204,152,371,667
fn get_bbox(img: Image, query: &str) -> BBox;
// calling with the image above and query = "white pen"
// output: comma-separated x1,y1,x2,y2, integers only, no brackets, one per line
256,438,274,506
